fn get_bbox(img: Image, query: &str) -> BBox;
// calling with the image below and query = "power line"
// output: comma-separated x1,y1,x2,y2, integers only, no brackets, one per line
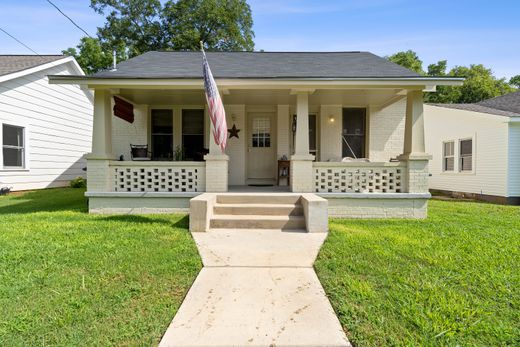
45,0,93,38
0,27,39,55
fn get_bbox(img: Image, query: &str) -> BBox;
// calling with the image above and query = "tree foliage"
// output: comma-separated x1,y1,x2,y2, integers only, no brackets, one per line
64,0,254,74
510,75,520,88
388,50,516,103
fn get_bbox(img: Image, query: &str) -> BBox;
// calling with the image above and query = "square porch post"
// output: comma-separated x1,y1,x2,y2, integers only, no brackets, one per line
86,89,114,192
397,90,432,193
291,91,315,192
204,105,229,192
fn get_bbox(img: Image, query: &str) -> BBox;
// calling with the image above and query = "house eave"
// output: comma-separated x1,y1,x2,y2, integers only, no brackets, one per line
48,75,464,90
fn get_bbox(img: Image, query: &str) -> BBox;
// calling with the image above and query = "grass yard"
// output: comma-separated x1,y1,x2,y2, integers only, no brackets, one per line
0,188,201,346
316,199,520,346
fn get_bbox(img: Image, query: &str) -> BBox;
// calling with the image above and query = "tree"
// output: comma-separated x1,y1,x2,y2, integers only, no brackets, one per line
510,75,520,88
387,50,424,74
62,37,127,75
162,0,254,51
65,0,255,74
389,51,515,103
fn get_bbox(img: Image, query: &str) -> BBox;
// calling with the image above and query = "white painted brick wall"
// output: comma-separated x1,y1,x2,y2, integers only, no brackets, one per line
86,158,111,192
369,99,406,161
205,156,228,192
291,159,314,192
112,104,148,160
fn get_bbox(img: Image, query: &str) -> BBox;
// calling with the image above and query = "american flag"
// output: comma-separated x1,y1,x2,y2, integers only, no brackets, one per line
202,48,227,152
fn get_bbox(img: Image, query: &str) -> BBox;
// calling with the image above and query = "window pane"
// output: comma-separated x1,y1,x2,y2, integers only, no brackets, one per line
3,147,23,167
3,124,23,147
445,157,454,171
443,141,454,156
152,110,173,134
252,117,270,148
183,135,205,161
182,109,204,135
460,139,472,155
461,157,472,171
342,108,366,158
309,114,316,151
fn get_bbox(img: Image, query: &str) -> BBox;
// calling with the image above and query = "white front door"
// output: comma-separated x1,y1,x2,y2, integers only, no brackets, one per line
247,113,276,182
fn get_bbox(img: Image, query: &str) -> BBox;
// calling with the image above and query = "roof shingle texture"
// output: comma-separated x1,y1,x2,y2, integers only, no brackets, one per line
0,55,65,77
92,51,422,79
429,91,520,118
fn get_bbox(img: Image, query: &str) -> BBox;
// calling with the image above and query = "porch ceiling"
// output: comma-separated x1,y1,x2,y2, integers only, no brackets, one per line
119,88,404,106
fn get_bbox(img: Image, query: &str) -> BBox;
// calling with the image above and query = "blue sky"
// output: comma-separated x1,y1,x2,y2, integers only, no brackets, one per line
1,0,519,78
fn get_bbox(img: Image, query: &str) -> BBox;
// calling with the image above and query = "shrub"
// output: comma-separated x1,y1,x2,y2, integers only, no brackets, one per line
70,177,86,188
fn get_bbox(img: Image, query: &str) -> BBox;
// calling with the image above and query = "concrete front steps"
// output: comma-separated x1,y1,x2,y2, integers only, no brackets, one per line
190,193,328,233
211,194,305,230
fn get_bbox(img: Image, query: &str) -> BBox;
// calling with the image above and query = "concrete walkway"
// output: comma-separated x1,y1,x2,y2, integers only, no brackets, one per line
159,230,350,347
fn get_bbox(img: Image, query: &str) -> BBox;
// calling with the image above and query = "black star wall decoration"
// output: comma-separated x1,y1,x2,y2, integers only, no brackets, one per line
228,124,240,139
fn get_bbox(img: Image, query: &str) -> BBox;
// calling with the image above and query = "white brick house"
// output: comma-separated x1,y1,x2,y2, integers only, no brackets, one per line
50,51,462,219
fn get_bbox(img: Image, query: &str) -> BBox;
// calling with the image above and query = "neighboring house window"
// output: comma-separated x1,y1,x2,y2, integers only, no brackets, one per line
151,109,173,160
443,141,455,171
3,124,25,168
342,108,366,158
459,138,473,172
182,109,205,161
252,117,271,148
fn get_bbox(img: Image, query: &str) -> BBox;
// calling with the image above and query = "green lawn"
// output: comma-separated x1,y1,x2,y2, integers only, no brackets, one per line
316,199,520,346
0,188,201,346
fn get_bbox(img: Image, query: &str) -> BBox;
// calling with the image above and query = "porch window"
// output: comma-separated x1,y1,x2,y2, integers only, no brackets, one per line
151,109,173,160
309,114,317,157
442,141,455,171
459,138,473,172
252,117,271,148
182,109,205,161
342,108,366,158
2,124,25,168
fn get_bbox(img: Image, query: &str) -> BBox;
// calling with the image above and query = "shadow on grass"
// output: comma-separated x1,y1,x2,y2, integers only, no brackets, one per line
100,214,190,229
0,188,88,214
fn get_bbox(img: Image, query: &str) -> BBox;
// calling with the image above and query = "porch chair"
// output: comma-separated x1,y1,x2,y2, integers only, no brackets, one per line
130,144,152,161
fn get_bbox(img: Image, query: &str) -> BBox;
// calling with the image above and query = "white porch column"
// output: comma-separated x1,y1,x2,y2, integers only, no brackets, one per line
204,105,229,192
87,89,114,192
398,90,431,193
291,92,315,192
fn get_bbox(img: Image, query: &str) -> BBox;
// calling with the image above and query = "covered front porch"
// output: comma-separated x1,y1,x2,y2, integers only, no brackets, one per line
82,82,432,218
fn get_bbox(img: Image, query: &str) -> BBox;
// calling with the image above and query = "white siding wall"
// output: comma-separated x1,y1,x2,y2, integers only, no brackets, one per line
424,105,509,197
368,98,406,161
508,123,520,196
0,63,93,191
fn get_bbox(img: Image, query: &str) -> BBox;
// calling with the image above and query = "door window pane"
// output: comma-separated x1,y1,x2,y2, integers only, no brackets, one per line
342,108,366,158
3,124,25,168
252,117,271,148
182,109,205,161
151,109,173,160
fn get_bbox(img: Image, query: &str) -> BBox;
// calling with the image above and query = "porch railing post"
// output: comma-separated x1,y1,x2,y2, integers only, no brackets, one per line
87,89,114,192
291,91,315,192
397,90,431,194
204,107,228,192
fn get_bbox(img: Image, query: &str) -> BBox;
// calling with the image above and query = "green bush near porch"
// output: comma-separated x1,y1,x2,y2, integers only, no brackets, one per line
316,199,520,346
0,189,201,346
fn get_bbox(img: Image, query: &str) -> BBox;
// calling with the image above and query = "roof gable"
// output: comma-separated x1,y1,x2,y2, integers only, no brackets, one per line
92,51,422,79
0,55,66,77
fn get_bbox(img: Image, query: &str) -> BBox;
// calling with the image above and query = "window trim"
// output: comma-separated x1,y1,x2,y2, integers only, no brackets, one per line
1,122,30,171
442,140,455,172
458,137,474,173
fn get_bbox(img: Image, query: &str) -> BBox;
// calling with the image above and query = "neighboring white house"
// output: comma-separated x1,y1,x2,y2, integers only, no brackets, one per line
50,51,463,220
425,91,520,205
0,55,93,191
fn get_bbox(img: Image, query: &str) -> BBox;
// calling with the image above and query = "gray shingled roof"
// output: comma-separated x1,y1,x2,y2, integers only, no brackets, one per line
429,91,520,118
92,51,423,79
477,91,520,115
0,55,66,77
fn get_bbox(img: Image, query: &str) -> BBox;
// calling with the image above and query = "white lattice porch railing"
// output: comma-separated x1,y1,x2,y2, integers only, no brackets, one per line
110,161,206,192
313,162,406,193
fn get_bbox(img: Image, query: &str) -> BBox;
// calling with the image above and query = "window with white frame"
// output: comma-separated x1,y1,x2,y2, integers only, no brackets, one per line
3,124,25,168
442,141,455,171
252,117,271,148
459,138,473,172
